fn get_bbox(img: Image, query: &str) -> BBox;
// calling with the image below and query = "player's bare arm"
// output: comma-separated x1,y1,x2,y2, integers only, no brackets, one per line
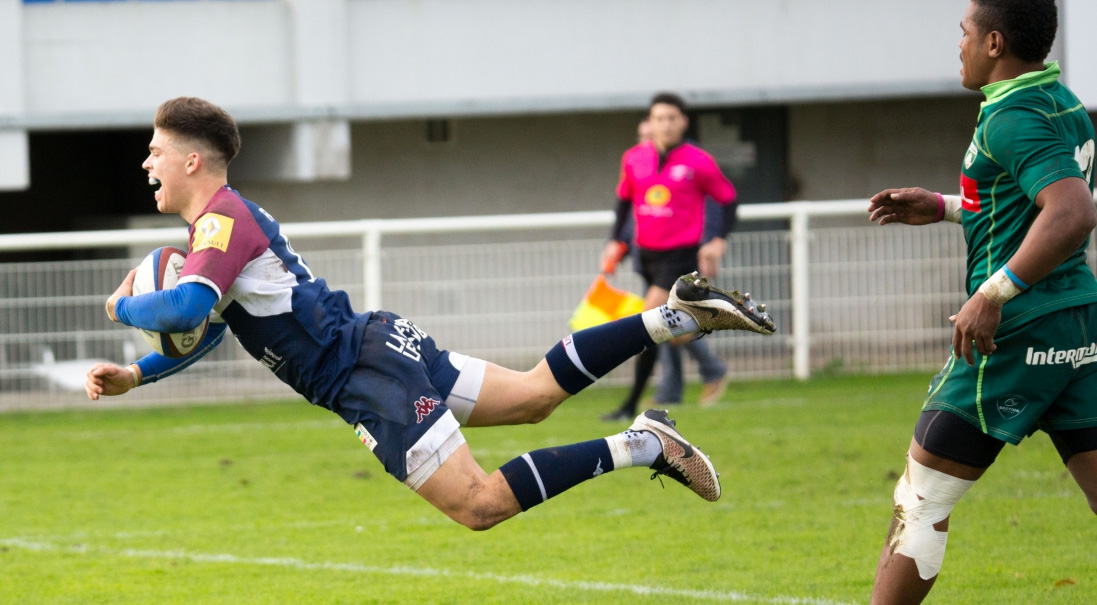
868,187,941,226
951,176,1096,365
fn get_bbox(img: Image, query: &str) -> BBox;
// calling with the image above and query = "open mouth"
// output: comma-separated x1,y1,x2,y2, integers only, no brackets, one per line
149,177,162,201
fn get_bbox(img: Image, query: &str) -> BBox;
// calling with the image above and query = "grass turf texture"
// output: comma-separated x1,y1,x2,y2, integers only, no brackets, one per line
0,373,1092,604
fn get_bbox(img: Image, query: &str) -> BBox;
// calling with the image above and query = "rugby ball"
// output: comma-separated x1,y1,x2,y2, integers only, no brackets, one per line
131,246,209,357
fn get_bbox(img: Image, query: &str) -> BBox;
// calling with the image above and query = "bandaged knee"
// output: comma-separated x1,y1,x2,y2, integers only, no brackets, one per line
889,456,975,580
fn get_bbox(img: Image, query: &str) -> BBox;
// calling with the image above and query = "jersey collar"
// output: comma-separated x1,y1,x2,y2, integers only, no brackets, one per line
980,62,1061,110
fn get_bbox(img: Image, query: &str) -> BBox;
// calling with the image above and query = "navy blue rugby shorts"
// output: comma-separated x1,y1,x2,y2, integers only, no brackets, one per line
332,311,486,490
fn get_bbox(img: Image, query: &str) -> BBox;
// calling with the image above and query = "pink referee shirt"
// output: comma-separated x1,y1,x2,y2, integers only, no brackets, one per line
616,141,735,251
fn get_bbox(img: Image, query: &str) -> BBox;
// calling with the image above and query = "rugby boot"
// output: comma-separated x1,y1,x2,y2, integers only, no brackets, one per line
668,271,776,335
630,409,721,502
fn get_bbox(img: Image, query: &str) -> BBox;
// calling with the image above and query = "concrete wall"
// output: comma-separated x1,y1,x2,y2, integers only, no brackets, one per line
1,0,1086,223
9,0,983,130
0,0,27,189
1064,0,1097,107
20,1,294,116
788,96,984,201
233,96,988,225
234,112,639,222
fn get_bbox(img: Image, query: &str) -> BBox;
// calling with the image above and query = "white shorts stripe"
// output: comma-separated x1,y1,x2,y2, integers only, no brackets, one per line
562,336,597,382
521,453,548,502
403,410,465,491
444,353,486,426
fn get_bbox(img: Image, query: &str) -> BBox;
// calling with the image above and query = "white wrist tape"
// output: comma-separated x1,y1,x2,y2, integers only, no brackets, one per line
127,365,140,388
977,268,1023,307
890,456,975,580
941,195,962,224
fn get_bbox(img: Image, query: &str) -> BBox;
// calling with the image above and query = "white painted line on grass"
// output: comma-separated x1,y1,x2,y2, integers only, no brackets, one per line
0,537,857,605
67,419,346,440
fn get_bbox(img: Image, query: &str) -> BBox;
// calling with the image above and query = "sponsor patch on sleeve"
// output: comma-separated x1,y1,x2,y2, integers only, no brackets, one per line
191,213,235,253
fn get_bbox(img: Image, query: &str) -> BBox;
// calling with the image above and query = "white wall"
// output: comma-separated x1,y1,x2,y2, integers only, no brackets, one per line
346,0,966,110
11,0,979,129
10,0,1091,125
1064,0,1097,108
20,1,294,117
0,0,28,190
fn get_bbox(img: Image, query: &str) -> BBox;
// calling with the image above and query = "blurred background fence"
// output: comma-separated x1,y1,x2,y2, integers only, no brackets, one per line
3,199,1074,411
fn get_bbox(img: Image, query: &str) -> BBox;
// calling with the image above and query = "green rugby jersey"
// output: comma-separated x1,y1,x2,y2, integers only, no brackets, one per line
961,62,1097,328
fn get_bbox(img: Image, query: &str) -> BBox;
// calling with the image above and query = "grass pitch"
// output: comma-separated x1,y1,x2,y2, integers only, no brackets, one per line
0,373,1093,604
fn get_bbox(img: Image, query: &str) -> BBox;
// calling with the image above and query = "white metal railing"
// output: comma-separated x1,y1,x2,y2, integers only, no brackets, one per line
1,199,1041,410
0,200,871,374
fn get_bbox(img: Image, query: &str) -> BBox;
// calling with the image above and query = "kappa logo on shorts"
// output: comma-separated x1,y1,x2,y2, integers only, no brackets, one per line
414,396,439,423
996,394,1029,420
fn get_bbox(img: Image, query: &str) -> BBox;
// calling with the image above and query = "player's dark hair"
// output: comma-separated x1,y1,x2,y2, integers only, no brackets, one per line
649,92,687,116
971,0,1057,63
154,97,242,169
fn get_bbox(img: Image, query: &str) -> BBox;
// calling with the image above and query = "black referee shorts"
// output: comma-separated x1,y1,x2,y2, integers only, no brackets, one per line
637,245,700,291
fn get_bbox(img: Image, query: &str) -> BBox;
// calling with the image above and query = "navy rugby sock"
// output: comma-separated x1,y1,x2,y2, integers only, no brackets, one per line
544,315,656,394
499,439,615,511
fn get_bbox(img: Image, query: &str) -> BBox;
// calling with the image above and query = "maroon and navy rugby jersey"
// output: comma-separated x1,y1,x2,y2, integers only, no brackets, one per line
177,186,370,405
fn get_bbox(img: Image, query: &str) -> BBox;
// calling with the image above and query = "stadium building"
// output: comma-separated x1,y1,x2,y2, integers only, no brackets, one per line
2,0,1094,233
1,0,1096,406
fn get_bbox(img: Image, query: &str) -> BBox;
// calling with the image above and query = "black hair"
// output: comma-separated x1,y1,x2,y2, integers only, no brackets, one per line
649,92,687,115
972,0,1057,63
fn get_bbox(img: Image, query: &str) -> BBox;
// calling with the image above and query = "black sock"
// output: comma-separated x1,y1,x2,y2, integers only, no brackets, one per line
618,347,658,415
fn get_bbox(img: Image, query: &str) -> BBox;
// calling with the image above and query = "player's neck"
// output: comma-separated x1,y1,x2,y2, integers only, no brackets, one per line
986,58,1047,87
654,138,683,154
180,178,229,224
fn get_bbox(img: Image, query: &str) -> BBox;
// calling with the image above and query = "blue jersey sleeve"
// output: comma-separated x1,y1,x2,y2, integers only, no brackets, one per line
116,282,218,332
134,320,227,384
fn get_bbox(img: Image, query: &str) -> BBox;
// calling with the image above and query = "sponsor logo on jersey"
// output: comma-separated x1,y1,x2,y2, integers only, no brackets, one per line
260,347,284,372
192,213,235,253
1076,139,1095,183
996,394,1028,420
354,422,378,451
960,173,982,213
668,165,694,182
1026,342,1097,369
593,458,604,477
414,396,439,423
964,141,978,169
644,184,672,206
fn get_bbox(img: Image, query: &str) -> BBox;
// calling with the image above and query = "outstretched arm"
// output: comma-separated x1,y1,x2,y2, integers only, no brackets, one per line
85,321,228,400
868,187,960,226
